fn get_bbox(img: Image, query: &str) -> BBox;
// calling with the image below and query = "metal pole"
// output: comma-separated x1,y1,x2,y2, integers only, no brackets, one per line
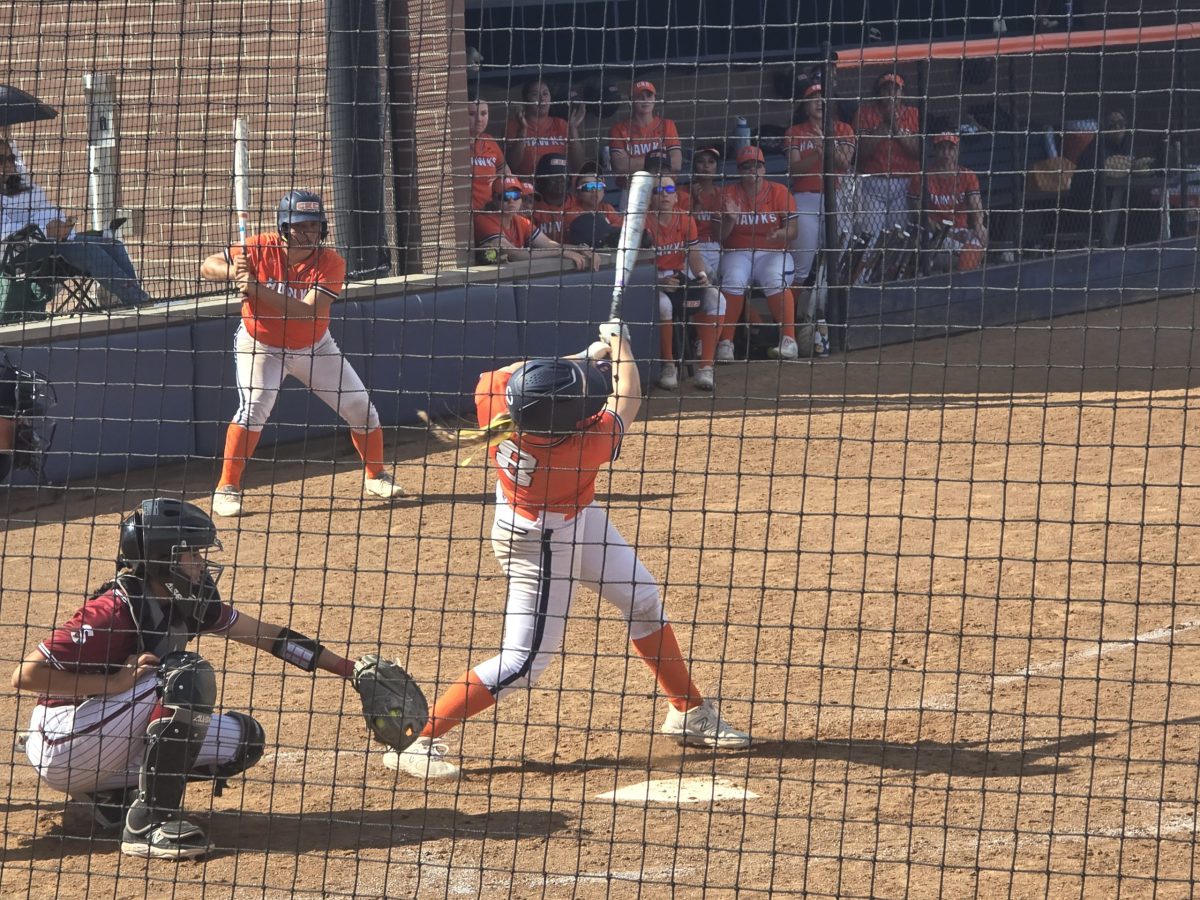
83,73,118,235
820,41,845,352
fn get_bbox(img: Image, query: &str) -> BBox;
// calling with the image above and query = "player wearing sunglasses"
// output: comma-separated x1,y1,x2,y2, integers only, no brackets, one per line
474,176,597,271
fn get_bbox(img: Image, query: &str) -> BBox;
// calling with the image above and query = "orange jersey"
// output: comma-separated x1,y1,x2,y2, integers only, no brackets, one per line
561,196,622,238
721,181,797,250
908,168,981,230
505,116,570,177
643,210,698,272
784,120,856,192
227,233,345,350
609,117,681,186
471,134,506,211
474,212,540,249
532,198,569,243
688,182,722,242
476,370,623,519
853,103,921,175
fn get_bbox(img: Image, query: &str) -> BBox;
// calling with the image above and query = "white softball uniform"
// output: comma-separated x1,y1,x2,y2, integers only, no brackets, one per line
719,249,795,296
657,277,723,322
694,241,722,276
232,323,380,432
472,491,667,700
25,677,248,795
789,192,824,284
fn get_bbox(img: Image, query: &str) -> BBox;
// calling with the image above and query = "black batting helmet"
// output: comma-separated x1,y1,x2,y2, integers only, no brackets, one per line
277,190,329,241
118,498,224,620
505,358,611,435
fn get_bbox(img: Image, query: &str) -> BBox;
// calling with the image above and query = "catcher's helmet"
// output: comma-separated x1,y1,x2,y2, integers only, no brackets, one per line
505,358,611,435
277,190,329,241
118,498,224,620
0,354,56,482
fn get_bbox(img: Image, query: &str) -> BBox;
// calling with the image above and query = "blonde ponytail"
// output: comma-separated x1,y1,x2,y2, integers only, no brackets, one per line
418,410,517,465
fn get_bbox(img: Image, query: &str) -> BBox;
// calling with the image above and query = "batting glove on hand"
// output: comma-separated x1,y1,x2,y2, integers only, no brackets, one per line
599,318,631,343
585,340,612,360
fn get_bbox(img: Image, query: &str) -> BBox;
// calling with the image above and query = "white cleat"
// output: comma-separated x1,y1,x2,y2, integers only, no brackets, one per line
382,736,461,779
211,485,243,518
693,366,715,391
660,700,751,749
715,340,736,363
364,471,405,500
768,336,799,360
657,362,679,390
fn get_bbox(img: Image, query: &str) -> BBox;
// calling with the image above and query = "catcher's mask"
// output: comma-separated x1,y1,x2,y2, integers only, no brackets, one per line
1,355,55,481
277,190,329,242
505,357,612,435
118,498,225,624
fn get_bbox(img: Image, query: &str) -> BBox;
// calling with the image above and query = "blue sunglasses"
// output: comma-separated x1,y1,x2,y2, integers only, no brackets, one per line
577,180,607,192
653,185,677,194
501,190,523,201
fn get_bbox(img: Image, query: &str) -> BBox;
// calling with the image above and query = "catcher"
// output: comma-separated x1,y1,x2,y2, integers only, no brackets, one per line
10,497,426,860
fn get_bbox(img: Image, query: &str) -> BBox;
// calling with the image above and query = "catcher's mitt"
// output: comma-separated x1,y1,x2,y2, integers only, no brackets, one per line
352,655,429,753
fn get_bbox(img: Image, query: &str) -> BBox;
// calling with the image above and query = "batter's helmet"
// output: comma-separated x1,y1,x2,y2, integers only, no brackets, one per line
277,190,329,241
505,358,611,435
118,498,224,620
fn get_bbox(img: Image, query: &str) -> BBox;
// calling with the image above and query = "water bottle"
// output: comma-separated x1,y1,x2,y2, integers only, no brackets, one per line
1043,124,1059,159
733,117,752,153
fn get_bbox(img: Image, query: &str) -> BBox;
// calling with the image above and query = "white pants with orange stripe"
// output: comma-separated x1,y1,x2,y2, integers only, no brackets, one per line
232,324,381,433
23,675,247,795
472,493,667,700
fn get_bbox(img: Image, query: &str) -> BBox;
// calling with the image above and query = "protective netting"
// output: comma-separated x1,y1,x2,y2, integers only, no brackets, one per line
3,2,1200,897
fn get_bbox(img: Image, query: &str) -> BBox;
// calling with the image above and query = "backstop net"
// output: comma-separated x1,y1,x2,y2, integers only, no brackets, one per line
2,2,1200,897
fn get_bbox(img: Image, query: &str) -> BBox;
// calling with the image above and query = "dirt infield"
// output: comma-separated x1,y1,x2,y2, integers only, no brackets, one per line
2,294,1200,898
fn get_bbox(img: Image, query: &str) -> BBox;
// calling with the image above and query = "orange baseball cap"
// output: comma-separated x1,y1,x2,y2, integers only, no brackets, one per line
933,132,960,146
736,145,765,167
633,80,657,96
493,176,528,197
803,83,823,98
875,72,905,92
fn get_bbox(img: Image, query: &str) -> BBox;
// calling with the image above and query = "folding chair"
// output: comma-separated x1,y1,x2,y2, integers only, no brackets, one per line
0,224,98,323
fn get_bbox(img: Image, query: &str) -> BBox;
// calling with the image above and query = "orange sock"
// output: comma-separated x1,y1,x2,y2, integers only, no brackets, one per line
218,424,260,489
658,321,675,362
720,292,745,344
351,428,385,478
631,624,703,712
693,314,719,366
767,290,796,341
420,670,496,739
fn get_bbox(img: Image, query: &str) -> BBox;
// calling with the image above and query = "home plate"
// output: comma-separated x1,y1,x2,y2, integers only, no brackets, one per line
597,777,758,805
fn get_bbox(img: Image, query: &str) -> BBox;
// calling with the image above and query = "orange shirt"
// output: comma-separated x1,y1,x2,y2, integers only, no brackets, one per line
608,117,681,186
561,196,623,239
471,134,506,212
505,116,570,177
721,181,797,250
476,369,623,519
853,103,921,175
688,182,722,242
227,233,345,350
643,211,698,272
908,167,981,230
532,198,569,243
474,212,540,249
784,120,857,192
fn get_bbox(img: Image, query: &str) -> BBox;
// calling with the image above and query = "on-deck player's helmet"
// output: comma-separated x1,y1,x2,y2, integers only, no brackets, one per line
118,498,224,623
505,358,612,435
277,190,329,241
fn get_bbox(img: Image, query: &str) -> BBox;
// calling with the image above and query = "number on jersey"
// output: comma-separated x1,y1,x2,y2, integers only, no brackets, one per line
495,439,538,486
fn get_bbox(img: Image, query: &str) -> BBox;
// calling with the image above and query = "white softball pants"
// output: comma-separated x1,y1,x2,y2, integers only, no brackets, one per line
472,493,667,700
789,191,824,284
232,324,381,433
24,676,247,795
719,249,795,296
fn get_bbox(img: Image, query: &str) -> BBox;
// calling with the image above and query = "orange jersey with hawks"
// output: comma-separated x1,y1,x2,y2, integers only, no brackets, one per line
643,210,698,272
908,168,981,230
784,120,857,193
505,116,570,177
608,117,681,186
853,103,921,175
721,181,797,250
477,369,624,519
471,134,506,211
474,212,541,249
226,233,346,350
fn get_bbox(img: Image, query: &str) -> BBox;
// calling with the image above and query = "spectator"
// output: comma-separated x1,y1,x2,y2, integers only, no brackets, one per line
563,160,622,248
717,146,799,360
608,81,682,200
908,133,986,273
0,138,151,307
475,176,597,271
853,73,922,237
469,98,508,213
531,153,571,243
643,174,721,392
504,80,585,178
688,146,725,277
785,83,856,291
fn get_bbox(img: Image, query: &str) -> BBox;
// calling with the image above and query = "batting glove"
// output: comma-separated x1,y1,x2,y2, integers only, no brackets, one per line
599,318,631,343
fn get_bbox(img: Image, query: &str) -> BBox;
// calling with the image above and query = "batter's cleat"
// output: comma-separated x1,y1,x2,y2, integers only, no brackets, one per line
211,485,243,518
364,471,404,500
121,817,213,860
657,362,679,390
693,366,715,391
383,736,460,780
89,787,137,831
716,340,736,363
768,336,799,361
660,700,751,749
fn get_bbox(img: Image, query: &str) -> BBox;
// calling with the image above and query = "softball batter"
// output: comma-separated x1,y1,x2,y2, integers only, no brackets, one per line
201,190,402,517
388,322,750,778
